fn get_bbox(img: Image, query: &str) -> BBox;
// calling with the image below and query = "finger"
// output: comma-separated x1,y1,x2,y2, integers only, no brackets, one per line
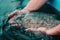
8,10,20,19
8,17,15,23
37,27,47,34
11,23,18,26
26,28,37,32
8,10,17,17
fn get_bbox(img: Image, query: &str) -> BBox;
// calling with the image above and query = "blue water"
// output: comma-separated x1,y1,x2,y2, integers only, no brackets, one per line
0,0,29,38
48,0,60,12
0,0,21,16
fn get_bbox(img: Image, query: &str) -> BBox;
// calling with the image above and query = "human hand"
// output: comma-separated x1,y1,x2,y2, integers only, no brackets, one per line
8,10,21,26
26,24,60,35
8,9,30,26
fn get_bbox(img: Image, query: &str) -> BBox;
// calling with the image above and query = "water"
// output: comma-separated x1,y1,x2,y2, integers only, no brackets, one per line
0,0,60,40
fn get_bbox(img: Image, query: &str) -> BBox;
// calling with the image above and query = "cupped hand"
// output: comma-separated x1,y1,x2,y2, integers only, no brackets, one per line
26,24,60,35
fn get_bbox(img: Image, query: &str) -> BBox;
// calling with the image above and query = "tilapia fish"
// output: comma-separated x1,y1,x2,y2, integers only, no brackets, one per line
9,12,60,34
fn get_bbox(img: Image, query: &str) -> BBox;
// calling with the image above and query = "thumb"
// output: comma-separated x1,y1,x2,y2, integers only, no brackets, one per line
46,24,60,35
